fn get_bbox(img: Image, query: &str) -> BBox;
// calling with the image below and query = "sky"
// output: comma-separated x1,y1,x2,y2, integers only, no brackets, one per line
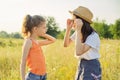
0,0,120,33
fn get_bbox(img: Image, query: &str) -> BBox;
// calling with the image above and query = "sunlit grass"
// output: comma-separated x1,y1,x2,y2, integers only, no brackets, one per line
0,38,120,80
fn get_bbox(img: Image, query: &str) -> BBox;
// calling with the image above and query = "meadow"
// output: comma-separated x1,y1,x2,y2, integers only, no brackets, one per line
0,38,120,80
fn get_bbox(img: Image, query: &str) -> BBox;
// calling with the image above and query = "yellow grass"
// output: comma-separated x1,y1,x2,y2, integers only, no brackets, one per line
0,38,120,80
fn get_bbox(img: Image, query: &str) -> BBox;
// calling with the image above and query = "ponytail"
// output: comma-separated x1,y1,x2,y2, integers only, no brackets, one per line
22,15,33,37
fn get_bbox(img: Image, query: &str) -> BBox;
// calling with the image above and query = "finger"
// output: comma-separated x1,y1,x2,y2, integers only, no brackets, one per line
67,19,74,25
67,19,71,24
75,19,83,26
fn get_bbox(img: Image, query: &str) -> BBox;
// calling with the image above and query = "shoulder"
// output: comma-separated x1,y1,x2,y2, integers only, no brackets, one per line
23,38,32,47
85,32,100,49
25,38,32,43
85,32,100,44
87,32,99,39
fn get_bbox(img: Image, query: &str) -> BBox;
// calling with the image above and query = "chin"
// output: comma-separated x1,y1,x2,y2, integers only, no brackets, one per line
38,34,42,36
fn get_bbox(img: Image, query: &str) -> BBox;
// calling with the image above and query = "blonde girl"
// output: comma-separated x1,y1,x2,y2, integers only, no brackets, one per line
20,15,56,80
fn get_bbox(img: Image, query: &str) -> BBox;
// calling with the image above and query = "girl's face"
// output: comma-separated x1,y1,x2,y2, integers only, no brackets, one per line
72,14,83,30
35,22,47,36
71,15,77,29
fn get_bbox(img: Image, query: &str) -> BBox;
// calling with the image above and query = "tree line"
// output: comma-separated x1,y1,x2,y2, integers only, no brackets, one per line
0,17,120,39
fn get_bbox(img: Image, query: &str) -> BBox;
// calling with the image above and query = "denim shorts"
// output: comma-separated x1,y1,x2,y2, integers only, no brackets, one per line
75,59,102,80
25,72,47,80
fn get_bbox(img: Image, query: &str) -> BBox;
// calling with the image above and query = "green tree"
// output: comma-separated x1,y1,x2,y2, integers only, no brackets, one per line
92,19,112,39
57,29,65,39
0,31,9,38
102,23,112,38
10,32,22,39
46,16,60,38
57,29,75,39
92,21,104,38
110,18,120,39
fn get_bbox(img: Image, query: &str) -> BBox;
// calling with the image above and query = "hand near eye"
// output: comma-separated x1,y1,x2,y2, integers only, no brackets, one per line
74,19,83,30
66,19,74,30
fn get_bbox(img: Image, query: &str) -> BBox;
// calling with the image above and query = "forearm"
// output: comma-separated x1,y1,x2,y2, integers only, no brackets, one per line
43,34,56,42
64,29,71,47
20,62,26,80
75,30,83,56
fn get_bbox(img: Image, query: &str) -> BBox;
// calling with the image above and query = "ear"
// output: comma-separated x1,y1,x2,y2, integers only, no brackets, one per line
33,27,38,31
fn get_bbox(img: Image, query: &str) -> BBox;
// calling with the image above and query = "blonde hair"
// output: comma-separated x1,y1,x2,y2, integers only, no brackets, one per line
21,14,46,38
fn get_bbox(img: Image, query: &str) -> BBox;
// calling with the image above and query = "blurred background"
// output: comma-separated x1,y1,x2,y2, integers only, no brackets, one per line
0,0,120,80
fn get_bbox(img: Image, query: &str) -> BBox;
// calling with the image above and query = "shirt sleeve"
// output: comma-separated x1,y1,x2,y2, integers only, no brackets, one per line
70,32,76,41
84,32,100,50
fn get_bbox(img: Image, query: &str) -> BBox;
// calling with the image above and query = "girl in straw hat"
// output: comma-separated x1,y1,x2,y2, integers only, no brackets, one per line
64,6,101,80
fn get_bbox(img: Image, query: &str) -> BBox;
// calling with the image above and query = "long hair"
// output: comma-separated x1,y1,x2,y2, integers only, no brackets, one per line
75,15,96,42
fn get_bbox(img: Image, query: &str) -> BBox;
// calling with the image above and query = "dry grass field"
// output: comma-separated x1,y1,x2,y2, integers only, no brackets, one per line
0,38,120,80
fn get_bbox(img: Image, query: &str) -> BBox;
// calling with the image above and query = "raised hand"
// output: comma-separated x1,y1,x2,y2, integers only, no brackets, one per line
66,19,74,30
74,19,83,30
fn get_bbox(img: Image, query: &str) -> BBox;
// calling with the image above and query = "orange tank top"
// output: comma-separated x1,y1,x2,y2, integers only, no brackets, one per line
27,39,46,75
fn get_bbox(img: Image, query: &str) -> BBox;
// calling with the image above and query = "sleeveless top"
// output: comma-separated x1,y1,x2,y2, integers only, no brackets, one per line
27,39,46,75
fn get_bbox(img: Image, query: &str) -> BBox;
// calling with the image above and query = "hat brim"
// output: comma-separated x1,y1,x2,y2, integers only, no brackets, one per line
68,10,92,23
69,10,73,14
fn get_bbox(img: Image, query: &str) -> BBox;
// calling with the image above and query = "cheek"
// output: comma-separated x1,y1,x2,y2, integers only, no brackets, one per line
39,29,46,34
36,29,42,34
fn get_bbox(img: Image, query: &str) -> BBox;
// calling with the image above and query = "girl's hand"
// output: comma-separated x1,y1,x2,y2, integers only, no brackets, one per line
66,19,74,30
38,34,56,46
74,19,83,30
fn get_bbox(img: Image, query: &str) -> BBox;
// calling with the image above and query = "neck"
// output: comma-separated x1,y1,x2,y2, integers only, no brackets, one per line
29,33,38,40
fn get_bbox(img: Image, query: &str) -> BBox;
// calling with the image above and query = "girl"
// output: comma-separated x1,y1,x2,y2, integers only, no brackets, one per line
64,6,101,80
20,15,56,80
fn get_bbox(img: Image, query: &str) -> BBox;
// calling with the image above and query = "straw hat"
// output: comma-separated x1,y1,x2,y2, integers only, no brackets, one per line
69,6,93,23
